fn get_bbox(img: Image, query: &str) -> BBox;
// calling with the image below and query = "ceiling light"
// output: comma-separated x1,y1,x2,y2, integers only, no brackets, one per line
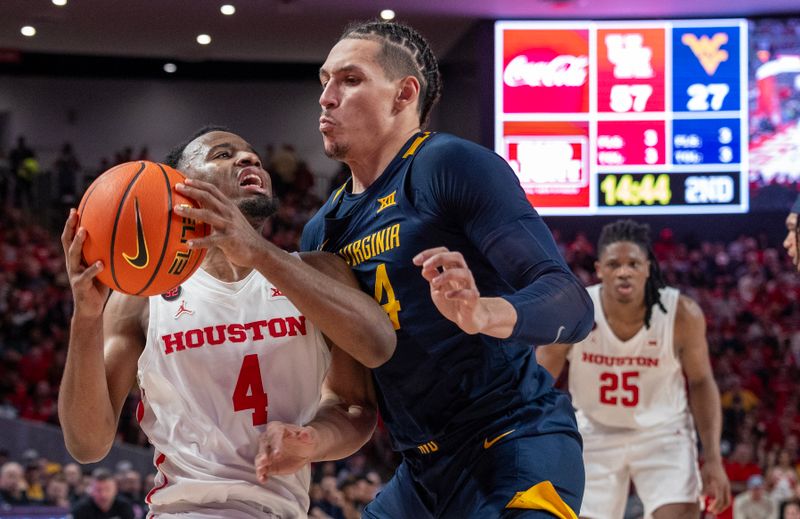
380,9,395,20
220,4,236,15
196,34,212,45
52,0,68,5
163,63,177,74
21,26,36,37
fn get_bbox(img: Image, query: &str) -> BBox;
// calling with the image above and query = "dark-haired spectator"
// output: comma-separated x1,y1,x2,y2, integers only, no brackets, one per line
116,469,146,519
63,462,84,504
71,469,134,519
782,498,800,519
769,449,800,502
54,142,81,205
727,443,765,496
45,474,71,508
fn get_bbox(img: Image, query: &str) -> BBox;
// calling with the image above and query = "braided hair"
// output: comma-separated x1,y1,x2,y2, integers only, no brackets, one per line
339,20,443,128
597,219,667,329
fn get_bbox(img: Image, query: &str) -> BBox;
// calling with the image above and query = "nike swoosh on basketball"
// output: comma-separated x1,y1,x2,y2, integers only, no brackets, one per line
483,429,515,450
122,198,149,269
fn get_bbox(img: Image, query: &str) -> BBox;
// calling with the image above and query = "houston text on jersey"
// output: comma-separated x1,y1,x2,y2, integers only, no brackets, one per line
161,315,307,355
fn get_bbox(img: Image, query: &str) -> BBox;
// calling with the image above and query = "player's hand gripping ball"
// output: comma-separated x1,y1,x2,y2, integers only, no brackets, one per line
77,161,210,296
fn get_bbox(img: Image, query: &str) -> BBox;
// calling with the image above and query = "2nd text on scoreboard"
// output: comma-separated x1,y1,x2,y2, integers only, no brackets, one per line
494,19,748,215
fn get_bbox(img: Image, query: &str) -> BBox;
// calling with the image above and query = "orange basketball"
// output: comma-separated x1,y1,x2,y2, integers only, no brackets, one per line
77,161,210,296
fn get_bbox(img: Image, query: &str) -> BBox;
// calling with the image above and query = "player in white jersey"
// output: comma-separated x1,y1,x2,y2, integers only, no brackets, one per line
537,219,731,519
58,127,397,518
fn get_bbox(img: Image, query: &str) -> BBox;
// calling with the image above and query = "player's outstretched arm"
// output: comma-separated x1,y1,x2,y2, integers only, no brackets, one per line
175,178,395,368
410,142,593,345
535,344,571,379
413,242,592,345
676,294,731,514
255,342,377,481
59,210,145,463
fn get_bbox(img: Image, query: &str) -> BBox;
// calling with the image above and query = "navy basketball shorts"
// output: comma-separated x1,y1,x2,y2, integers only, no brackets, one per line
363,403,584,518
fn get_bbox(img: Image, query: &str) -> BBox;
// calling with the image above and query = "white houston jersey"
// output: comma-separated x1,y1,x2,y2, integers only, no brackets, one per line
567,284,687,431
137,267,331,518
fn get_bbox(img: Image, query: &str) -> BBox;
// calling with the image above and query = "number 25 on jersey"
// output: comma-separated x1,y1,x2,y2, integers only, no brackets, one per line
599,371,639,407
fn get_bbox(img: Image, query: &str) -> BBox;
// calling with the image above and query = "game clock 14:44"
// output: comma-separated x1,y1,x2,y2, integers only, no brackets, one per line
599,173,672,206
598,172,741,208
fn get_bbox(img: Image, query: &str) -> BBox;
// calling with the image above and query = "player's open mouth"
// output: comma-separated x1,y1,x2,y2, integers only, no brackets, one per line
616,284,634,295
237,167,267,193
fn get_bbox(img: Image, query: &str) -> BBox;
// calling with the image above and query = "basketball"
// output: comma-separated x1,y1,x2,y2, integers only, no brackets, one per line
77,160,210,296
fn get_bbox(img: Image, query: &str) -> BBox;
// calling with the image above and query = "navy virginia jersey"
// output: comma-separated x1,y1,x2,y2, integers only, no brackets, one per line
301,132,589,451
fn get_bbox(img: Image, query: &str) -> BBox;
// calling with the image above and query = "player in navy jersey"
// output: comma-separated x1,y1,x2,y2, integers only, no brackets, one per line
300,21,594,518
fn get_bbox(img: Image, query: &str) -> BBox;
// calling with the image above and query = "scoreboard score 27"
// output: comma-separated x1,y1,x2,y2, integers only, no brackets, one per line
494,19,748,215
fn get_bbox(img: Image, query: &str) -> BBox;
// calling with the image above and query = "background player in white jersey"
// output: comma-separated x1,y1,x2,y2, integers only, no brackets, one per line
537,219,731,519
58,127,396,518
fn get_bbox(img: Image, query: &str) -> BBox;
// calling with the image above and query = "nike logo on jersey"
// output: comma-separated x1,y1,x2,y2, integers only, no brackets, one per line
484,429,515,449
271,287,285,298
122,198,149,269
376,191,397,213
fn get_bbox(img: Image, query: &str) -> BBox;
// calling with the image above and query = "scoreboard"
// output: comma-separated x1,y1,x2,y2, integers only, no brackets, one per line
494,20,748,215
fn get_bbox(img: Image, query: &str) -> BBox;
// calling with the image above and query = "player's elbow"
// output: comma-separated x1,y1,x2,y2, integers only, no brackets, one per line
59,411,115,463
363,333,396,368
362,317,396,368
64,436,113,464
551,273,594,343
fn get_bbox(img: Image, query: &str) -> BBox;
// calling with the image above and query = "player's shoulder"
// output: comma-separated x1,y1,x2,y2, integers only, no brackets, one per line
411,132,509,187
418,132,497,162
674,292,705,328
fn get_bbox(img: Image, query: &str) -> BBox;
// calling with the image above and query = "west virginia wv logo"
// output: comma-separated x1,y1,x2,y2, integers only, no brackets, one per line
681,33,729,76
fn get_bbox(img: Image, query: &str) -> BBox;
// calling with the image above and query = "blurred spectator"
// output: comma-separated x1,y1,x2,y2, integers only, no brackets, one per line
116,469,146,519
9,136,39,212
45,474,71,508
8,136,33,185
63,462,85,504
733,474,775,518
769,449,799,502
71,468,134,519
0,461,30,506
726,443,763,496
53,142,81,205
781,499,800,519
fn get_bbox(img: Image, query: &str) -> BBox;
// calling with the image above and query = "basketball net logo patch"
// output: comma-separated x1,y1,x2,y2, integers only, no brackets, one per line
122,197,150,269
377,191,397,213
681,33,729,76
174,300,194,319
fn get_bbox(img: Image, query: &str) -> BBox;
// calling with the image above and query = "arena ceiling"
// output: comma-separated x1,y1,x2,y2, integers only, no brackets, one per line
0,0,798,64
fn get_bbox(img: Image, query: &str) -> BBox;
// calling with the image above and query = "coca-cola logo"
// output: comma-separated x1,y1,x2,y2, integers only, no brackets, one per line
504,54,589,88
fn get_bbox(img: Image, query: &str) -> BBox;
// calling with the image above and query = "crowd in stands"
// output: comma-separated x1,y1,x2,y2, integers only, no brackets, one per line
4,136,800,518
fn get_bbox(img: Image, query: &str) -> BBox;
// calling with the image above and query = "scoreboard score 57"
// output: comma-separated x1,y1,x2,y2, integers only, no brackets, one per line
494,19,748,215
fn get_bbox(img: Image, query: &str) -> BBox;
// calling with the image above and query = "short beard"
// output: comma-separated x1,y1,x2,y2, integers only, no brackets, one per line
238,195,279,225
324,142,350,161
